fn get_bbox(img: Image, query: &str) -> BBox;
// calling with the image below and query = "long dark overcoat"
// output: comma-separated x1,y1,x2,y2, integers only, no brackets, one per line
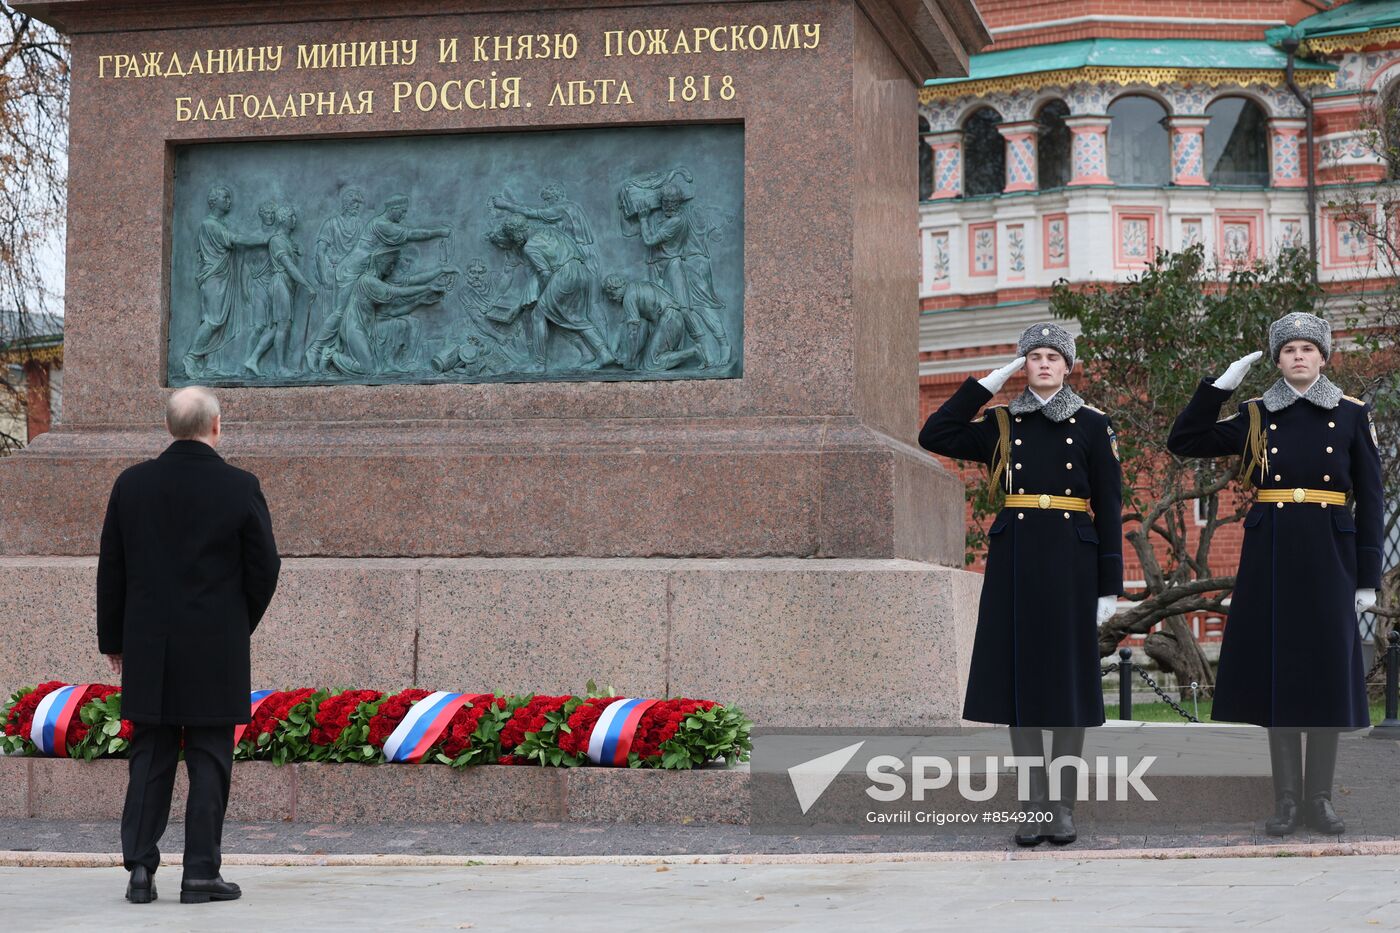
97,440,281,725
920,378,1124,726
1167,378,1383,728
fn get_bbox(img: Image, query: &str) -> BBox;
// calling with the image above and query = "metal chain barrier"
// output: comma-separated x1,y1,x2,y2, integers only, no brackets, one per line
1098,658,1201,722
1100,629,1397,725
1132,665,1201,723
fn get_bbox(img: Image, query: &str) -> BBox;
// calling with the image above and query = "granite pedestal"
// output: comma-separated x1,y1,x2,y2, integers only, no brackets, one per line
3,0,989,731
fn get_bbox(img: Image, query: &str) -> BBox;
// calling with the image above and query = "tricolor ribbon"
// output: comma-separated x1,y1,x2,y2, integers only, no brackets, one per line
233,689,276,747
383,692,493,763
586,698,659,766
28,684,92,757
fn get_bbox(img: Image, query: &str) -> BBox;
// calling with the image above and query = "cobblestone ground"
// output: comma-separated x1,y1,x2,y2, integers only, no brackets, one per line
2,855,1398,932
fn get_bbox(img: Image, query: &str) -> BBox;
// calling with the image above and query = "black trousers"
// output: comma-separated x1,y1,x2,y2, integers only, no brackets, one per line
120,724,233,879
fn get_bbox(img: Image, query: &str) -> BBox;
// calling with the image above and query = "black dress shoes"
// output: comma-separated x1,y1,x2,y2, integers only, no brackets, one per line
180,875,242,904
1306,795,1346,834
125,865,157,904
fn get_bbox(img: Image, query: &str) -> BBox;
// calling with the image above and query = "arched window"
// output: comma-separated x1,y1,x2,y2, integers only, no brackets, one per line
963,106,1005,197
1108,95,1170,186
919,115,933,200
1037,99,1072,189
1204,97,1269,186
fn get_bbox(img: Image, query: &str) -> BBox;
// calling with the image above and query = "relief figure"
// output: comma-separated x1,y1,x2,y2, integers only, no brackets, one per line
245,205,317,376
494,214,616,372
305,194,451,372
182,185,273,379
602,274,699,372
310,186,365,350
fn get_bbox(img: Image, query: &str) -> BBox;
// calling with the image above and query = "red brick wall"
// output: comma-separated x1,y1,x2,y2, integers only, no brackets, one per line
22,360,52,442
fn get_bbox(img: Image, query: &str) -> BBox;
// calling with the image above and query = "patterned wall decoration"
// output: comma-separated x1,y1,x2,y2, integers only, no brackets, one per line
1043,214,1068,269
1066,82,1115,115
969,222,997,276
1336,52,1400,93
1004,135,1038,191
1113,207,1159,269
1163,85,1211,115
1325,209,1375,267
934,145,963,197
1217,213,1261,265
994,89,1040,123
1170,126,1206,185
1070,126,1109,183
1180,218,1203,249
929,230,951,290
1271,128,1303,185
1278,218,1303,248
1320,134,1379,167
1007,224,1026,279
1260,86,1307,118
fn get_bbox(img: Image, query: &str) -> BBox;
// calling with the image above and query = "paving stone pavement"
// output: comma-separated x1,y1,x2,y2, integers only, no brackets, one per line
0,816,1391,858
2,854,1398,931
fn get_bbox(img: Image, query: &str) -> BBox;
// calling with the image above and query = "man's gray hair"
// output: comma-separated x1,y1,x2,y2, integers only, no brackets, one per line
166,387,220,440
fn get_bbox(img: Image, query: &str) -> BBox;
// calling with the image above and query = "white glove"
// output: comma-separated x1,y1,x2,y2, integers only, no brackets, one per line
1097,596,1117,625
1356,589,1378,614
1212,351,1263,391
977,356,1026,395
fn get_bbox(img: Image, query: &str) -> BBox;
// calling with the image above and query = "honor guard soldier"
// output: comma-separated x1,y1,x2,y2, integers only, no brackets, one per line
1167,311,1382,836
920,322,1124,847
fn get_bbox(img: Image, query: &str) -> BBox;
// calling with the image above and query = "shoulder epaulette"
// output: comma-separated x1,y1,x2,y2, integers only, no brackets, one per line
1081,404,1105,415
1343,395,1366,406
972,404,1004,424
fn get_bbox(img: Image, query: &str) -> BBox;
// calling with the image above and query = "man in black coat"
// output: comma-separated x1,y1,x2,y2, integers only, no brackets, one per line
97,386,280,904
1167,311,1382,836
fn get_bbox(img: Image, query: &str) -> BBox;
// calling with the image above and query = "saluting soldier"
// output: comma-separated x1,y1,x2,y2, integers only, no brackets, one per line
1167,311,1382,836
920,323,1124,847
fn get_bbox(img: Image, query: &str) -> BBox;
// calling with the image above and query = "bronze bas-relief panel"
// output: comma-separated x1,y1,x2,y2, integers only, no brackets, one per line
167,123,744,387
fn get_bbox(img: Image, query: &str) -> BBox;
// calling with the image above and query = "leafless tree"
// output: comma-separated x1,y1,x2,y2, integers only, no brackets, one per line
0,4,68,454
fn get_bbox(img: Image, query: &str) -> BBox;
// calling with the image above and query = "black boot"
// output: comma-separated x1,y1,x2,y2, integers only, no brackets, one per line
180,875,241,904
1045,727,1085,845
1265,729,1302,836
1015,767,1050,846
1045,802,1077,845
1303,729,1345,835
125,865,157,904
1009,727,1049,846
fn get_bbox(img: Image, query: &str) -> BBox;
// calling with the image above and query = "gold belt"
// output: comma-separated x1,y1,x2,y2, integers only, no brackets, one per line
1004,494,1091,512
1256,488,1348,506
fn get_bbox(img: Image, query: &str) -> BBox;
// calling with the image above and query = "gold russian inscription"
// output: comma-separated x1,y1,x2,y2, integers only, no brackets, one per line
602,23,819,56
546,78,633,107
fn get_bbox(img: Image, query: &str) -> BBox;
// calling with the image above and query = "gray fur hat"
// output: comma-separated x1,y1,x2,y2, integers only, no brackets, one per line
1269,311,1331,360
1018,322,1076,370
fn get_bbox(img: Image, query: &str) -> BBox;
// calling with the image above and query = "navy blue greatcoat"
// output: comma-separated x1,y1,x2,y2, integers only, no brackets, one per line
1167,378,1383,729
920,378,1124,726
